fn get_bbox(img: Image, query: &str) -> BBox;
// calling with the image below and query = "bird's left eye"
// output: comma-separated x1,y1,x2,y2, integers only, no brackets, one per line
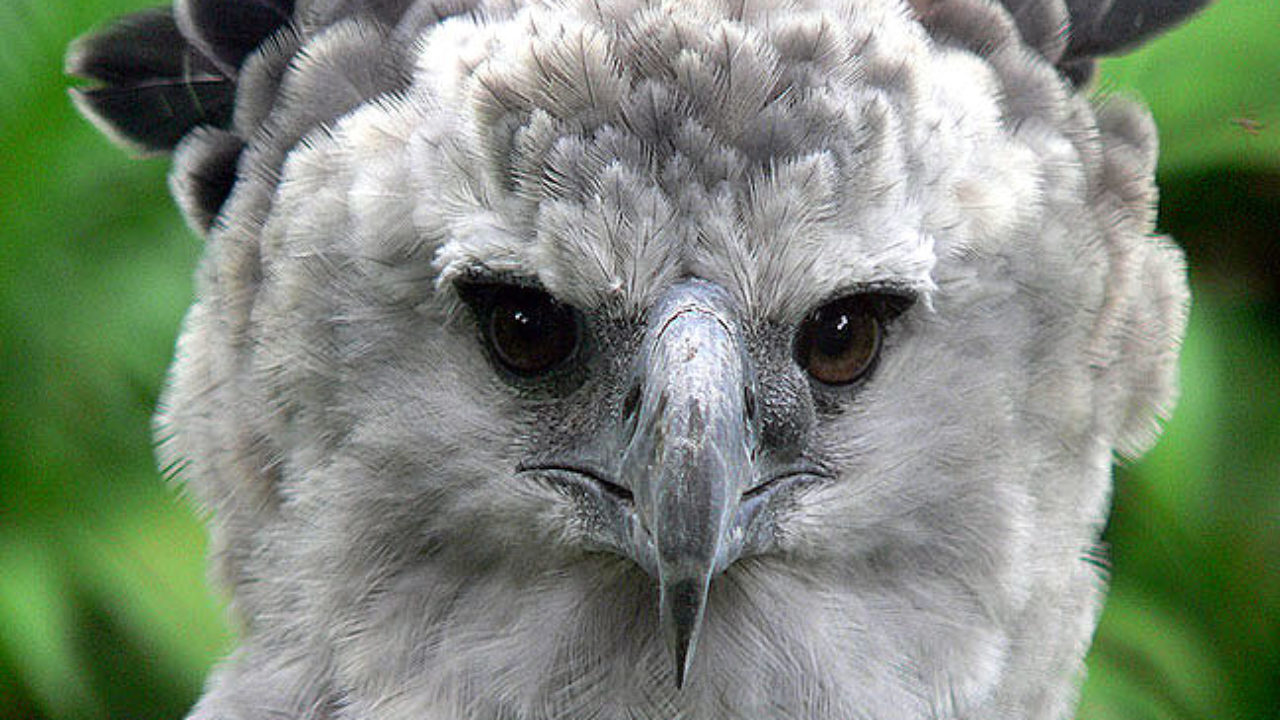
795,295,886,386
483,285,581,376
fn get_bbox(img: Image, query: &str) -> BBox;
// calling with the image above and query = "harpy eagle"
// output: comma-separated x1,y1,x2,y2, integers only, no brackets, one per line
68,0,1206,717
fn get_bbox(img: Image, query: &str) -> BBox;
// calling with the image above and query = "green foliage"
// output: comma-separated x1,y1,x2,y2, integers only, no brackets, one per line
0,0,1276,717
1078,1,1280,717
1095,0,1280,176
1,1,229,717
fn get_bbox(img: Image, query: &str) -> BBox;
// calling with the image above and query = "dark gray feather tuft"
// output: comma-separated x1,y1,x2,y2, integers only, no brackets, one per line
299,0,421,27
171,127,246,231
1063,0,1213,58
66,7,234,152
1057,0,1213,83
176,0,296,73
921,0,1214,86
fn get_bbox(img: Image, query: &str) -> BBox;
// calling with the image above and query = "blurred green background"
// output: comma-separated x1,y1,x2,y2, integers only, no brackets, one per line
0,0,1276,717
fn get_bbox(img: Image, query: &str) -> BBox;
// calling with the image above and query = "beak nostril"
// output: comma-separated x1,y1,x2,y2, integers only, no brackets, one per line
743,386,757,424
741,476,776,501
597,476,634,503
622,384,642,423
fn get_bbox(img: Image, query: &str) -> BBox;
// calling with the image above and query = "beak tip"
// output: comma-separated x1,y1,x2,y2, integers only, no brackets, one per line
663,576,708,691
669,624,694,690
674,656,688,690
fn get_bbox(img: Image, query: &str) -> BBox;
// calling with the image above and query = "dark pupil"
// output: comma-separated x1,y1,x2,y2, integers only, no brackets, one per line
816,312,856,357
489,290,577,375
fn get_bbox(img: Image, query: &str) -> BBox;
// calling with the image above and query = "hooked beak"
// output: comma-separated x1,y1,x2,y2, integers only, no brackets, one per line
620,281,755,688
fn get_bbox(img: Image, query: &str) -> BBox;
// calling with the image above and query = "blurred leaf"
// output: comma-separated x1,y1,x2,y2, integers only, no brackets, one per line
68,489,232,688
1082,2,1280,717
0,535,102,719
1,0,227,717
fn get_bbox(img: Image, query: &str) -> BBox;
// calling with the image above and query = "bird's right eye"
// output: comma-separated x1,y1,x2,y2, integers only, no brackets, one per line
474,284,582,377
795,296,882,385
794,292,912,386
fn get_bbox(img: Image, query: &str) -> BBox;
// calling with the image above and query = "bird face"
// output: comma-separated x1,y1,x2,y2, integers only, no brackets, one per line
461,272,919,685
69,0,1196,716
232,6,1127,713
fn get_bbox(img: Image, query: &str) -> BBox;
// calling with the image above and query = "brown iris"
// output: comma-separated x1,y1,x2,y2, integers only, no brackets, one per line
485,286,580,376
795,295,883,385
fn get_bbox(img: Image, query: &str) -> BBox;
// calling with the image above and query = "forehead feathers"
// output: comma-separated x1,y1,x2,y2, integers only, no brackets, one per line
412,0,1067,319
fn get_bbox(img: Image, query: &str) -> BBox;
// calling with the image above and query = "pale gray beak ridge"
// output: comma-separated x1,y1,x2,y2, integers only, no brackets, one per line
620,280,755,689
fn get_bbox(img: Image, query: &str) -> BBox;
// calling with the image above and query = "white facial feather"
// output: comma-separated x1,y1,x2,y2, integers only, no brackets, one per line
72,0,1194,718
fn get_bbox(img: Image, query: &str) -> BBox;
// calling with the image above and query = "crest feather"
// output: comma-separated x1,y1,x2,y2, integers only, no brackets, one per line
66,8,234,153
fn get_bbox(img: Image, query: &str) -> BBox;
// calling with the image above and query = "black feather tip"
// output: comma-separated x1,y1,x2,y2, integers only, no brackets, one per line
177,0,296,73
67,7,235,153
